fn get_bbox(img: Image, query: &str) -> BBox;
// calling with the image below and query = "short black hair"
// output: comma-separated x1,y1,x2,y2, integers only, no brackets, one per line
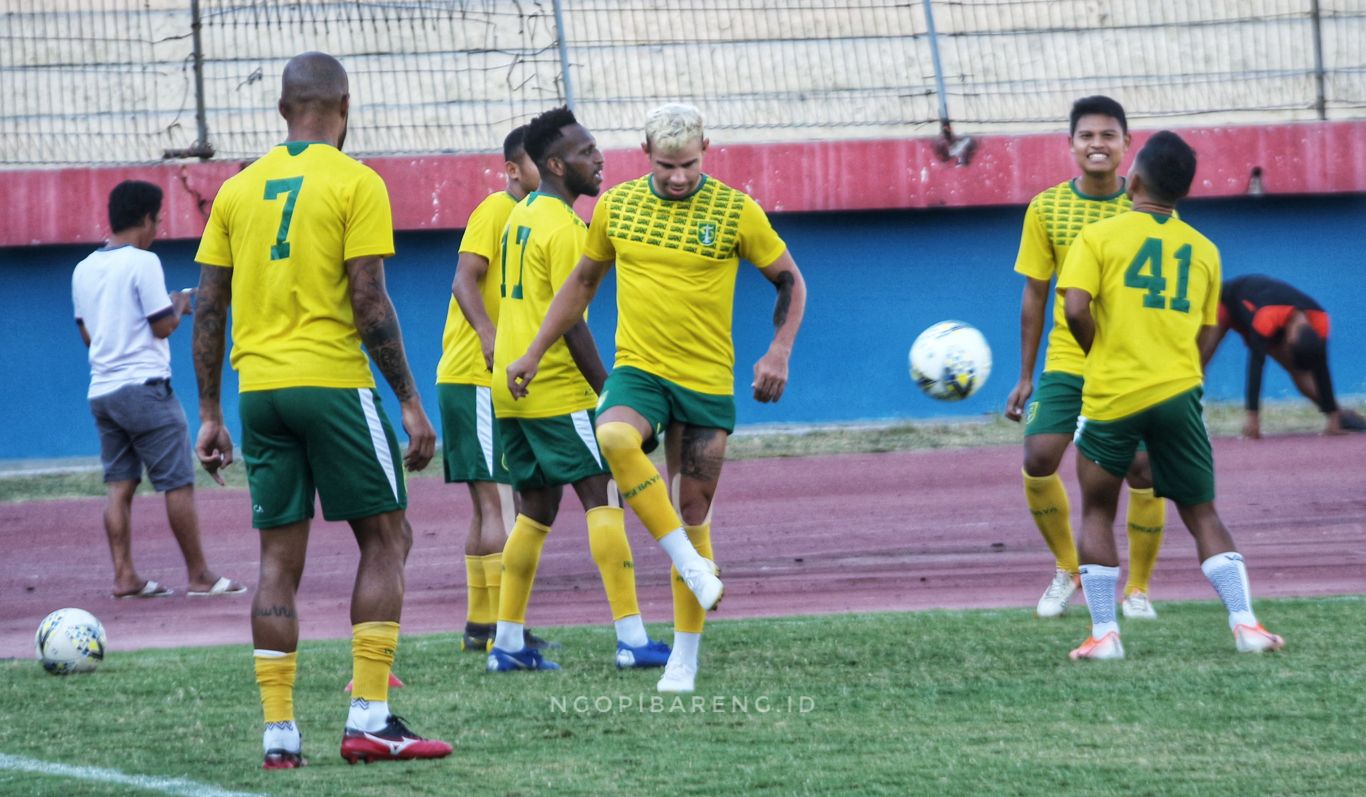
1291,325,1327,370
523,106,578,168
1070,95,1128,136
503,125,529,162
1134,131,1198,204
108,180,163,234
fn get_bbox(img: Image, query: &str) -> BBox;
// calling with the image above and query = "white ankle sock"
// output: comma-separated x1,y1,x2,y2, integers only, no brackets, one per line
671,631,701,668
659,529,706,572
1200,551,1257,629
494,621,525,652
1079,564,1121,639
615,615,649,647
346,699,389,732
263,720,299,754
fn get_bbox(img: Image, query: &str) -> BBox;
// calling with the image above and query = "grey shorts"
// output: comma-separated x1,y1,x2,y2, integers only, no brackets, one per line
89,379,195,491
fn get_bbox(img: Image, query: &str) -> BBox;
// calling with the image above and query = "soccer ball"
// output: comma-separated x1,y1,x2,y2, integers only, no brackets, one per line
35,608,106,675
909,321,992,401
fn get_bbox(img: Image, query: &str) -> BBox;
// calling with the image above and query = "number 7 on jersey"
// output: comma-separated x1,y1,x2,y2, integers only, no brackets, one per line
264,177,304,261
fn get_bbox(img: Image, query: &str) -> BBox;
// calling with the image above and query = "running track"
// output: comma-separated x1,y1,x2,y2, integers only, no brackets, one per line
2,435,1363,659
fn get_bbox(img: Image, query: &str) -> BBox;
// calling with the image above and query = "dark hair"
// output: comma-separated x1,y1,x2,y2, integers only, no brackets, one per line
1134,131,1197,204
503,125,529,162
523,106,578,167
1069,95,1128,136
108,180,163,233
1291,325,1327,370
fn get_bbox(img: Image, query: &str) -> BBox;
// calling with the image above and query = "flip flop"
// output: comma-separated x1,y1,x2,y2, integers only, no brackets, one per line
187,576,247,597
113,580,175,599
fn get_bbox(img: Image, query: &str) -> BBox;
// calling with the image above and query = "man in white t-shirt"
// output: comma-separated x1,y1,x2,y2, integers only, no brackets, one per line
72,180,244,599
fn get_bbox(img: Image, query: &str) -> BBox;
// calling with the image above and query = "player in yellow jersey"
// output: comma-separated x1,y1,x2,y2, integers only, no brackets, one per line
1003,96,1168,620
191,52,451,767
486,106,671,673
1059,131,1284,660
436,125,546,654
506,103,808,693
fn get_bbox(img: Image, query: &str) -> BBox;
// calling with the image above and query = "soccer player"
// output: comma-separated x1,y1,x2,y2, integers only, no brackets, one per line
1003,96,1167,620
437,125,542,654
506,103,808,693
192,52,451,767
1207,273,1366,438
486,106,671,673
1059,130,1284,660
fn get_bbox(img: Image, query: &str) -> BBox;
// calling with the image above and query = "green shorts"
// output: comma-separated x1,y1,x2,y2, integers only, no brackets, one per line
239,387,407,529
499,409,607,492
1025,371,1085,436
1074,388,1214,506
597,366,736,443
437,384,510,484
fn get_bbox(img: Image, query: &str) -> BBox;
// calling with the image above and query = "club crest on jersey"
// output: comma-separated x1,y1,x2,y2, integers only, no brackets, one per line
696,222,717,246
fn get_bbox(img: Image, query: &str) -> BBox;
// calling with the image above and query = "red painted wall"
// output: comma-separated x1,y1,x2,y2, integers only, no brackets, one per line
3,120,1363,248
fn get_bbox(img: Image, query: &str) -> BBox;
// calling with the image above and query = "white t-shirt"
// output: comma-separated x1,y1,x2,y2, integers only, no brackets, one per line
71,244,175,399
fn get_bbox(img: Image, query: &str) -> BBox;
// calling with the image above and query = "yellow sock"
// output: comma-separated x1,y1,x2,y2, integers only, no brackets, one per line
1124,487,1166,594
586,506,641,620
253,650,297,724
671,522,713,634
466,555,492,625
596,422,682,541
1022,469,1078,573
481,552,503,624
351,621,399,703
498,515,550,624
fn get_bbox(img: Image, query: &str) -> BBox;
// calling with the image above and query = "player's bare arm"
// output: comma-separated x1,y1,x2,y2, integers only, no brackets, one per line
451,251,496,370
507,254,612,398
346,254,436,471
77,320,92,347
1063,287,1095,354
1005,276,1050,421
753,250,806,403
192,264,234,485
562,319,609,395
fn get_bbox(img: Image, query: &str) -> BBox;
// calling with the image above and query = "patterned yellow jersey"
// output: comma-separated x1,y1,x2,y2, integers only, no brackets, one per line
1014,179,1132,376
491,192,597,419
1057,210,1221,421
583,174,787,395
436,191,518,386
195,142,393,391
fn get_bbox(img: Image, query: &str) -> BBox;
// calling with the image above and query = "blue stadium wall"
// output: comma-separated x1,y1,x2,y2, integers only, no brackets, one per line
3,194,1362,460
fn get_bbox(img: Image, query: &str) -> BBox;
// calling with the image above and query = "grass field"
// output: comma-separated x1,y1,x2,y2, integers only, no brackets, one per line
3,598,1364,796
1,400,1356,503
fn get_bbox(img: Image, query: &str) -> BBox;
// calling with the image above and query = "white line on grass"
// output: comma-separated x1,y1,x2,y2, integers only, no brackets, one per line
0,753,265,797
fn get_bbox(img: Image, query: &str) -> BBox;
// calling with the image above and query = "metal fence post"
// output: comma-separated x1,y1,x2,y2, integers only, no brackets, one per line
1310,0,1327,120
552,0,576,110
164,0,214,159
922,0,950,130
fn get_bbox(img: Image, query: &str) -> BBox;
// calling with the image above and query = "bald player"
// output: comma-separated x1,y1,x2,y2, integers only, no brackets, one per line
193,51,451,768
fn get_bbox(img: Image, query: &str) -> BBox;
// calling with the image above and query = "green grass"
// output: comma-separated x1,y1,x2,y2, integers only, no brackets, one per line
2,399,1356,503
3,598,1364,796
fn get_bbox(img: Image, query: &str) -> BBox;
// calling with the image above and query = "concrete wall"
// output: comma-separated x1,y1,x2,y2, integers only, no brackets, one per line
3,192,1362,460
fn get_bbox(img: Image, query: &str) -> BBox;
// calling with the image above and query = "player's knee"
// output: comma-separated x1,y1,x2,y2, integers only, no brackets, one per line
595,422,641,461
1022,453,1059,478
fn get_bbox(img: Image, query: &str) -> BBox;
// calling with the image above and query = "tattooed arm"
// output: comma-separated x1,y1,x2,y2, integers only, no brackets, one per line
752,250,807,403
192,264,234,485
346,255,436,471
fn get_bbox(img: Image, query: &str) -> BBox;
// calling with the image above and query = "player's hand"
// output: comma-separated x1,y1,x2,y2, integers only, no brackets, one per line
400,398,436,471
479,329,495,371
752,348,789,403
1004,378,1034,422
1242,412,1261,440
507,354,539,399
195,420,234,486
172,288,195,317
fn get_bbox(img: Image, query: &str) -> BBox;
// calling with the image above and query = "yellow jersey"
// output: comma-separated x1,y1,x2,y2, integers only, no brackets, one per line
195,142,394,391
1014,179,1132,376
1057,210,1221,420
436,191,518,386
583,175,787,395
491,192,598,419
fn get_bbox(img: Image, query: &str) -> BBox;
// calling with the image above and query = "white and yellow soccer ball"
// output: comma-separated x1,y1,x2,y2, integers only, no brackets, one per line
909,321,992,401
35,608,106,675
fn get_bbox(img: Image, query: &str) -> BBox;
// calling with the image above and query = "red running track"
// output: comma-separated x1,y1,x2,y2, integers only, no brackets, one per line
2,435,1363,659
